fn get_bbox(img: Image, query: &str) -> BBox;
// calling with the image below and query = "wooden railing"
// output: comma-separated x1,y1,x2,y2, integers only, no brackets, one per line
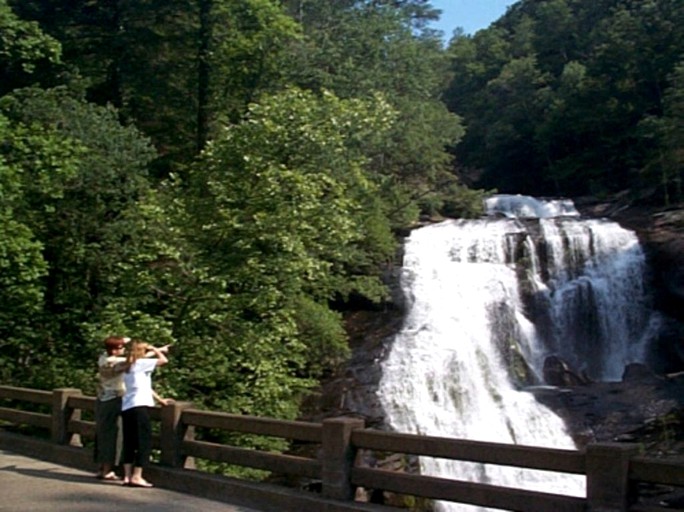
1,385,682,512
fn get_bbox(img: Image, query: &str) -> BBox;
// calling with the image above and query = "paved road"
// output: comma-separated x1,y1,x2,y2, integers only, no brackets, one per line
0,450,263,512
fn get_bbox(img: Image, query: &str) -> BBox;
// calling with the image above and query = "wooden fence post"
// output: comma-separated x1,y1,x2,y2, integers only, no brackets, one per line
160,401,195,469
586,442,640,511
321,416,365,501
51,388,82,446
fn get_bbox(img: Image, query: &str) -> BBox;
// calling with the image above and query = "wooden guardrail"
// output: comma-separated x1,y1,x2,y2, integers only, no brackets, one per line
1,385,682,512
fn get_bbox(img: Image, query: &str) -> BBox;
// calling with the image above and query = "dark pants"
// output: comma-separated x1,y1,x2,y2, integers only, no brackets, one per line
94,397,122,465
121,406,152,468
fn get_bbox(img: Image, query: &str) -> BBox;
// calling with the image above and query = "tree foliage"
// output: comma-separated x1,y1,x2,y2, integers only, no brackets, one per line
0,0,61,95
159,87,397,415
0,85,157,387
4,0,680,434
282,0,469,223
444,0,684,201
0,0,472,424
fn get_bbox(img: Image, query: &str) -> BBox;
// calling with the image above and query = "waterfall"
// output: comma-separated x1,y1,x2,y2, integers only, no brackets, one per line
377,195,660,512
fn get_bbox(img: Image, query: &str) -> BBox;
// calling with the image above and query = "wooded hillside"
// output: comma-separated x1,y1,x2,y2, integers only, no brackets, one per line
446,0,684,201
1,0,682,429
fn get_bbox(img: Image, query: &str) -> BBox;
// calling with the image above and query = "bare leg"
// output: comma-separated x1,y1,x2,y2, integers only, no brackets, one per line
122,463,132,485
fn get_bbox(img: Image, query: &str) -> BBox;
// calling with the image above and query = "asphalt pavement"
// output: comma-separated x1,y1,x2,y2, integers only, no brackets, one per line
0,449,264,512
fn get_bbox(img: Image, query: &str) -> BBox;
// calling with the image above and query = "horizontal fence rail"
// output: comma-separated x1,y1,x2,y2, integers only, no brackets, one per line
350,429,589,511
351,429,587,474
630,456,684,486
182,409,323,443
351,467,587,512
0,386,52,405
0,386,53,432
1,385,683,512
184,440,322,478
0,407,52,430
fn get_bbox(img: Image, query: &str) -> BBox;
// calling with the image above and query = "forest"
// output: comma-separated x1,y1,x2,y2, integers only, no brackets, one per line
1,0,683,437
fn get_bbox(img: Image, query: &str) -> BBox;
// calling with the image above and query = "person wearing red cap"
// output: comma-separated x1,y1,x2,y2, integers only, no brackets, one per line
94,335,130,480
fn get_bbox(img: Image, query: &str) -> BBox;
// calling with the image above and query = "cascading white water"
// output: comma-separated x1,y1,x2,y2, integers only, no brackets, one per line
378,195,661,512
534,219,653,379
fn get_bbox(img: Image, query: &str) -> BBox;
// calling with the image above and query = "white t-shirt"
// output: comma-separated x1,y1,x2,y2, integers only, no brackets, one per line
122,358,158,411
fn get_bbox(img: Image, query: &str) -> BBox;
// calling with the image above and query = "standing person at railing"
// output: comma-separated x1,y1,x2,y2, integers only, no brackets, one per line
121,339,171,488
94,335,130,481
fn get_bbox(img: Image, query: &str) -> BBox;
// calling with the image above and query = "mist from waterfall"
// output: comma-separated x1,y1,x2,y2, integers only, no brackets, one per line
377,195,661,512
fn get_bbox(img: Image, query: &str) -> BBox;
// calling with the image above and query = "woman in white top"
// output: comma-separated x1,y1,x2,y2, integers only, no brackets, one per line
121,340,170,487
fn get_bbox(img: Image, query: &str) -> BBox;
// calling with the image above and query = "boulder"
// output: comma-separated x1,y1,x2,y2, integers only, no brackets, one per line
622,362,659,382
543,355,588,387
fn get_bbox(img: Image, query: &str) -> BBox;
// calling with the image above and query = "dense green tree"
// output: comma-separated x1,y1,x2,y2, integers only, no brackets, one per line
283,1,470,223
9,0,201,172
661,63,684,201
197,0,300,149
157,87,397,416
0,86,158,388
0,111,74,383
445,27,512,169
10,0,301,173
445,0,684,200
0,0,61,95
638,62,684,204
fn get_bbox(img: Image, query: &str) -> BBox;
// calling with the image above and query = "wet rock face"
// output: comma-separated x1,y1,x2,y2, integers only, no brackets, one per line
532,363,684,454
622,362,659,381
299,307,404,428
543,355,590,387
647,224,684,323
535,357,684,455
623,210,684,372
622,209,682,299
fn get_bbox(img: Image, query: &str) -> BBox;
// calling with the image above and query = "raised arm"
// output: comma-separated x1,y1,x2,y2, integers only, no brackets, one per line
144,344,171,358
148,345,168,367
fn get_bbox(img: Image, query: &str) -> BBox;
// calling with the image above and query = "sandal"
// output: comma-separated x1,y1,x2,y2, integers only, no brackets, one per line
125,480,153,488
96,472,121,481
